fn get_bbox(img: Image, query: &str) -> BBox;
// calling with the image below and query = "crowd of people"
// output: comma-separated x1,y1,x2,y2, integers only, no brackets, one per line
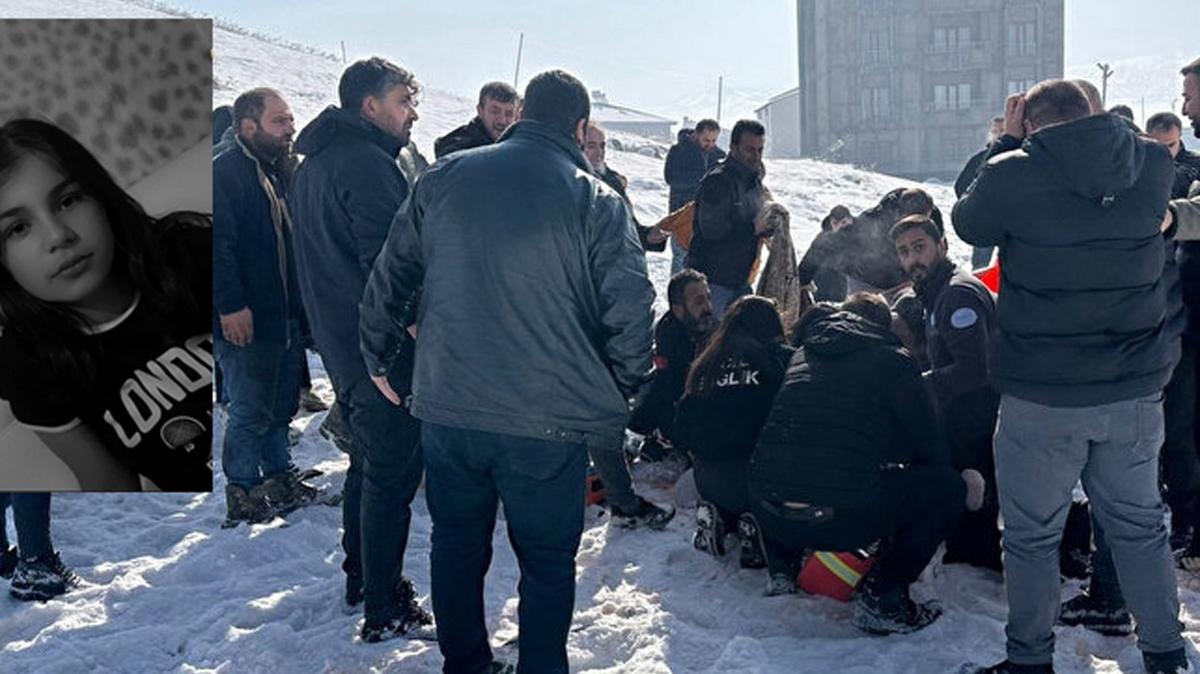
207,54,1200,674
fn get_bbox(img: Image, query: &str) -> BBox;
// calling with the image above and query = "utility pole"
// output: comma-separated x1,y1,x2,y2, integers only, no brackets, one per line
513,33,524,88
1096,62,1114,107
340,40,346,64
717,76,724,123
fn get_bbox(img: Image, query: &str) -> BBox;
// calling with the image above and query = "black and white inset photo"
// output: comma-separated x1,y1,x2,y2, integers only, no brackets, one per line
0,19,214,492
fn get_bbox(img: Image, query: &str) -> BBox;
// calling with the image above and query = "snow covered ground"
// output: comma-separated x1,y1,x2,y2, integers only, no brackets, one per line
3,1,1200,673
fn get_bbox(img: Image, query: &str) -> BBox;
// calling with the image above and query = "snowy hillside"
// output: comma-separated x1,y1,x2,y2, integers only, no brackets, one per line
3,2,1198,674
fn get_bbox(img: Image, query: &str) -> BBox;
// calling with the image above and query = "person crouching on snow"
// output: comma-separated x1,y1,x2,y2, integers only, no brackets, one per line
0,119,212,492
747,293,967,633
675,295,793,568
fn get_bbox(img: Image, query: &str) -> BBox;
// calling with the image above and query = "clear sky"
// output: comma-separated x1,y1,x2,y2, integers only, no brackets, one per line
181,0,1197,122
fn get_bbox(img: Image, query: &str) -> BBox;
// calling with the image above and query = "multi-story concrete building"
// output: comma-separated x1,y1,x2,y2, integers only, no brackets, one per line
765,0,1064,179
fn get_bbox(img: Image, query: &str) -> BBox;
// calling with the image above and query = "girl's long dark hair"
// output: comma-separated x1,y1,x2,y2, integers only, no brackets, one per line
685,295,785,397
0,119,207,397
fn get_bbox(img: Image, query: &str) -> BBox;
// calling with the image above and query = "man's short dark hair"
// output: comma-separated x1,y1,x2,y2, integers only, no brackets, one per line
233,88,282,127
667,269,707,307
1147,112,1184,134
890,214,943,243
1024,80,1091,130
898,188,935,218
338,57,419,112
478,81,518,107
1108,104,1135,122
522,70,590,138
1182,57,1200,79
841,292,892,329
730,119,765,146
695,119,720,134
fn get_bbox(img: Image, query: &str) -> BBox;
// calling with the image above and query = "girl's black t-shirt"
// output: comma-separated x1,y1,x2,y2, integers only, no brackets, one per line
0,217,213,491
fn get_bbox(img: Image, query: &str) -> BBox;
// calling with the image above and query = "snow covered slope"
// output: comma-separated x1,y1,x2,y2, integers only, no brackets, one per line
2,2,1197,674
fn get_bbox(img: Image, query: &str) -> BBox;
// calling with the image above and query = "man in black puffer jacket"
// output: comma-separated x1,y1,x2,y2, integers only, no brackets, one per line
289,58,429,644
665,120,724,274
954,80,1183,674
359,70,655,674
433,81,518,159
748,294,964,635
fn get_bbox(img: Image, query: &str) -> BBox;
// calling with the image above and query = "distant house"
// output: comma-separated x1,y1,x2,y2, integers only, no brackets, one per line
756,87,801,159
590,91,675,143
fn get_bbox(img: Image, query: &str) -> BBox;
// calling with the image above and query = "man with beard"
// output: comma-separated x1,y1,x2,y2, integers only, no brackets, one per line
434,81,518,159
686,119,773,317
214,88,324,526
583,122,668,252
289,58,432,643
891,215,1000,572
630,269,716,460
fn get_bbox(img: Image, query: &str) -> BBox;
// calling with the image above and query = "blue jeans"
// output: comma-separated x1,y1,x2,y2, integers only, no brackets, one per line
325,364,423,623
0,493,52,559
994,393,1183,665
423,422,588,674
709,283,752,319
215,333,305,489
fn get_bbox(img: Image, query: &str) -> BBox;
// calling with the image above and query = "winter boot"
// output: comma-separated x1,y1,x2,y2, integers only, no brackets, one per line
611,496,675,530
851,575,941,635
222,483,275,528
1057,591,1132,636
0,546,17,579
360,578,436,643
737,513,767,570
9,552,79,601
1144,648,1192,674
692,501,726,556
259,471,340,517
969,661,1055,674
298,387,330,412
319,405,356,454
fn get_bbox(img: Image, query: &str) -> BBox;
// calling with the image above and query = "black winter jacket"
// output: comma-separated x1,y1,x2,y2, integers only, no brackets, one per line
749,311,946,509
953,114,1178,407
628,311,706,442
686,157,764,288
289,106,410,382
675,341,793,462
358,120,655,450
664,129,726,212
434,117,494,159
1171,150,1200,339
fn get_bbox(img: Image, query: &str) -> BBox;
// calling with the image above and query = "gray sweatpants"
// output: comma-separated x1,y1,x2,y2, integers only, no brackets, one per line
994,392,1183,665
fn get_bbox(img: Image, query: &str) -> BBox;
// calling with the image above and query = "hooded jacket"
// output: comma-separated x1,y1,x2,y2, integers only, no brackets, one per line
289,106,410,382
748,310,945,509
358,120,655,450
434,116,494,159
664,128,726,211
953,114,1178,407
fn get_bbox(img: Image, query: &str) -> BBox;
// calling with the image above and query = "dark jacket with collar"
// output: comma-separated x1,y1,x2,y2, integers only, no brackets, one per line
289,106,410,382
358,120,656,450
953,114,1179,407
686,156,764,288
599,165,667,252
664,128,725,211
1170,149,1200,339
434,116,494,160
749,310,946,509
628,310,706,441
212,136,306,344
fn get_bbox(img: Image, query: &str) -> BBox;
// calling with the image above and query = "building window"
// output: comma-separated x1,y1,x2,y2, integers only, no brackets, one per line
934,84,972,110
932,26,971,52
864,29,887,64
1007,79,1035,94
862,87,890,122
1007,21,1036,56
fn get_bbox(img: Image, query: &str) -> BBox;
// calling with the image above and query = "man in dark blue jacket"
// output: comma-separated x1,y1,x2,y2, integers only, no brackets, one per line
213,88,316,525
955,80,1184,674
664,119,723,273
289,58,431,644
359,70,655,674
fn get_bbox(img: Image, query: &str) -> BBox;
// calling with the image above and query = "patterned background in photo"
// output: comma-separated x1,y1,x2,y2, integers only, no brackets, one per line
0,18,212,187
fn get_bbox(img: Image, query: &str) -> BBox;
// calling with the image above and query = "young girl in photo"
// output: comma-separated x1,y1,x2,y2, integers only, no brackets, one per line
0,119,213,491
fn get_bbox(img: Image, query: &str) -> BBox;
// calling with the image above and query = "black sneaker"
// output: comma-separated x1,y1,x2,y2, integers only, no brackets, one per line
360,578,436,643
9,552,79,601
299,388,330,412
638,434,669,463
1058,591,1132,636
222,484,275,528
611,497,675,530
692,501,726,556
737,513,767,570
1144,648,1192,674
851,577,941,635
969,661,1055,674
260,472,341,517
1058,547,1091,581
0,546,17,579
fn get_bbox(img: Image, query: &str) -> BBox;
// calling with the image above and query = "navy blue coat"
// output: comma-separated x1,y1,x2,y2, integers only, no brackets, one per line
664,128,725,211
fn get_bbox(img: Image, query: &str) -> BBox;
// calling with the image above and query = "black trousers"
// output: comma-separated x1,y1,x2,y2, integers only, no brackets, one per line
1158,343,1198,530
694,456,751,528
